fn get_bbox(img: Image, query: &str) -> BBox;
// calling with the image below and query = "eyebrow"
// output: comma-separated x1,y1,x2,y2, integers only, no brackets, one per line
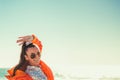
31,52,39,54
30,52,40,55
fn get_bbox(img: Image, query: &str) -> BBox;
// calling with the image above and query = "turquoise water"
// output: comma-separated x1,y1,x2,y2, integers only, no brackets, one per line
0,68,120,80
0,68,8,80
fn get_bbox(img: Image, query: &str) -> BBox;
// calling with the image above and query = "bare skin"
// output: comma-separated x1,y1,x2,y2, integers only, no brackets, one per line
16,35,33,45
25,47,41,66
17,35,41,66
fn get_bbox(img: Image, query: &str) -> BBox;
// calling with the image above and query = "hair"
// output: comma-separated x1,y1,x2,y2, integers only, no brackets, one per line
12,42,36,76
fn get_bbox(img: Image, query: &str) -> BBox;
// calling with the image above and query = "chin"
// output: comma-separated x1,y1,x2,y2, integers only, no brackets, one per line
34,63,39,66
30,60,40,66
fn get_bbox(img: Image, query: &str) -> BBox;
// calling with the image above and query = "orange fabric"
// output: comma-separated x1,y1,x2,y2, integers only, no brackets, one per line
6,61,54,80
6,68,32,80
40,60,54,80
6,34,54,80
32,34,43,52
32,34,54,80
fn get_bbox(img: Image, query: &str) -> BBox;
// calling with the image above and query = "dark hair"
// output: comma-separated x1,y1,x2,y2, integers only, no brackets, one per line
12,42,36,76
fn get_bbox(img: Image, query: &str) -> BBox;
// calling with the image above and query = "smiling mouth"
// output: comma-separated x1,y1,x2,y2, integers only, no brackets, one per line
33,59,40,63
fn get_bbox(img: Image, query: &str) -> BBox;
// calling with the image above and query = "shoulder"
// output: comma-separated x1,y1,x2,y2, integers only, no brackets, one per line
39,60,54,80
6,67,32,80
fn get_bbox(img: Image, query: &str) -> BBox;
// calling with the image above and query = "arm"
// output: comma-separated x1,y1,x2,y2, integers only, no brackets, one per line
32,34,43,52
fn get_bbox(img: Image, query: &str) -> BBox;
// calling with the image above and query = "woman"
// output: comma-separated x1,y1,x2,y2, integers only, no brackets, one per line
6,34,54,80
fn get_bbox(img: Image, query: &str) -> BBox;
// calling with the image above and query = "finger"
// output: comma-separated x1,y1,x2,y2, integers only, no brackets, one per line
18,35,29,38
16,39,24,43
18,36,29,41
18,35,30,39
18,36,26,39
18,42,24,46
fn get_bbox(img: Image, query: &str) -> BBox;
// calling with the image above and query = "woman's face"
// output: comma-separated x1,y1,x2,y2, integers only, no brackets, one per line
25,47,41,66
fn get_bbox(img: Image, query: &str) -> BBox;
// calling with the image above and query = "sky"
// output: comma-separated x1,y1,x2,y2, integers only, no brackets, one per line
0,0,120,73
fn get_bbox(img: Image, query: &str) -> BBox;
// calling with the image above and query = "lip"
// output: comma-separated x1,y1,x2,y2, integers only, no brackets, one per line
33,58,40,63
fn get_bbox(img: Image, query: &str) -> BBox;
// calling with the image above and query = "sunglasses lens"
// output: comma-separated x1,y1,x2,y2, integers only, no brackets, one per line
37,52,40,57
30,53,36,59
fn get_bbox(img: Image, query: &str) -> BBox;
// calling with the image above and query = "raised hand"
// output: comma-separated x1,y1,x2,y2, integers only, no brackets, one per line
16,35,33,45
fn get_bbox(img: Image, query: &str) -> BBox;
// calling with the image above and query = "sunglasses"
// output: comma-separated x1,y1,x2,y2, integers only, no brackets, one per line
30,52,40,59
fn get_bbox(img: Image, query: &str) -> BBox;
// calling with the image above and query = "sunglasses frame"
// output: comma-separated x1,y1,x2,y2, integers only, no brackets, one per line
30,52,40,59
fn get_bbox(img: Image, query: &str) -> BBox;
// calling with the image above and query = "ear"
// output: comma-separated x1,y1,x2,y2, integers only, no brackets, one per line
24,55,29,60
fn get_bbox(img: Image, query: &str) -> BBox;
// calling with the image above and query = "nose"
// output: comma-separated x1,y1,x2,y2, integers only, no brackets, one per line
36,54,40,58
33,56,40,62
34,54,40,60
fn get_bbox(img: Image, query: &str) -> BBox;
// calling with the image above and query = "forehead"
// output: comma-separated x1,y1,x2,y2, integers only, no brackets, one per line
26,47,39,55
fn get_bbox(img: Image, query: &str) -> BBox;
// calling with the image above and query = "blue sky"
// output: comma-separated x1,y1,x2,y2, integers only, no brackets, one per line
0,0,120,69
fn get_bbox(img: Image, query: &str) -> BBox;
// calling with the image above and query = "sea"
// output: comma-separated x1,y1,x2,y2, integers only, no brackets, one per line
0,66,120,80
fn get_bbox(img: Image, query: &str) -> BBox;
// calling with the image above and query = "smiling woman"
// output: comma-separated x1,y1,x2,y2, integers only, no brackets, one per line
5,34,54,80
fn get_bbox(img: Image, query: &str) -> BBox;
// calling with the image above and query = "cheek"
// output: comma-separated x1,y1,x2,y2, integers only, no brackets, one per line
28,59,39,66
28,58,33,62
28,59,34,64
